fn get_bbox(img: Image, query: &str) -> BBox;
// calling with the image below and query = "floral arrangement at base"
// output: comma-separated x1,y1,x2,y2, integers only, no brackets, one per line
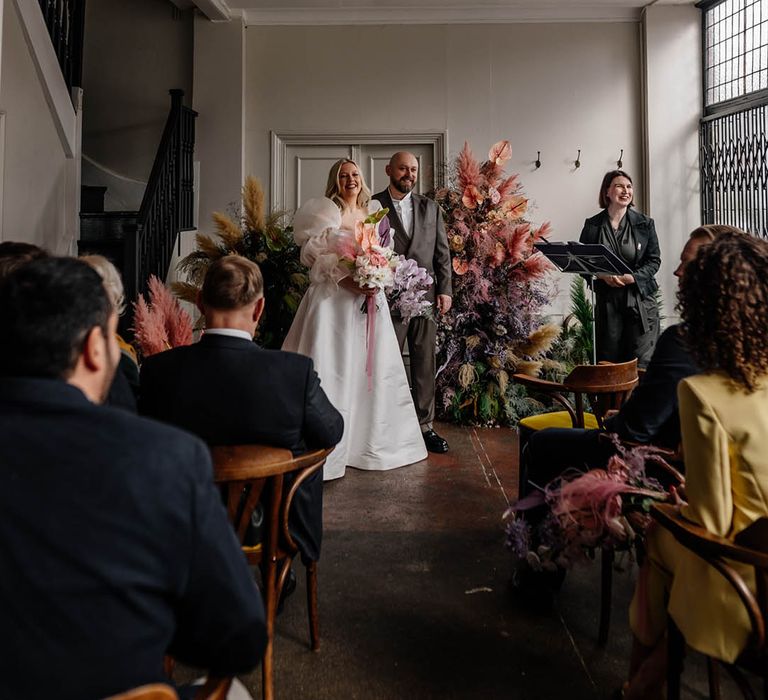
174,177,308,349
504,439,677,572
432,140,560,426
133,275,194,358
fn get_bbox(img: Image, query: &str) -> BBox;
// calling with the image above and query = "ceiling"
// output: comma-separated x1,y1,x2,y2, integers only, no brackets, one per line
179,0,698,25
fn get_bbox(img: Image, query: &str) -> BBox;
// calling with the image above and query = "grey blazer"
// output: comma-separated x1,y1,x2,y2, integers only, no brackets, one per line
373,189,452,301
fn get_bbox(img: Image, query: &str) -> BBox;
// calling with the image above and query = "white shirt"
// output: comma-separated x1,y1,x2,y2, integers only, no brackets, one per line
203,328,253,342
390,189,414,238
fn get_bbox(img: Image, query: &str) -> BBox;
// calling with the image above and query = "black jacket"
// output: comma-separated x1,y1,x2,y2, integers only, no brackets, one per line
0,378,266,699
579,208,661,299
139,333,344,561
605,324,698,448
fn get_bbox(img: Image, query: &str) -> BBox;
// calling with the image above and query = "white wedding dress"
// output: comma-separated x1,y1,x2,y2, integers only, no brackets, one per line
282,197,427,480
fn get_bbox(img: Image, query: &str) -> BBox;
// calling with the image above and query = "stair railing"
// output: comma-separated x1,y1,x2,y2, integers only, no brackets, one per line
37,0,86,94
132,89,197,296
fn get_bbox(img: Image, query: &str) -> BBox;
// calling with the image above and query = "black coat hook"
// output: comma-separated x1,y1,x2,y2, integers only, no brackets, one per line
535,151,541,169
575,149,581,169
617,149,624,169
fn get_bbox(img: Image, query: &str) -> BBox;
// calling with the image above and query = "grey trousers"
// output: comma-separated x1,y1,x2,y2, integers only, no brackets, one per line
393,315,436,429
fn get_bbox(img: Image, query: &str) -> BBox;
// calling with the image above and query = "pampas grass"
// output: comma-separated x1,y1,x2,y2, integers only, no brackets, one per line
133,275,193,358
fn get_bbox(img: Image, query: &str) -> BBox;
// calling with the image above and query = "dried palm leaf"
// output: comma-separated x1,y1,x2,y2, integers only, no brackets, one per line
171,281,200,305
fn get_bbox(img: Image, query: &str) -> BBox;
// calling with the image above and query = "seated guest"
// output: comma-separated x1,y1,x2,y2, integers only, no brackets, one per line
0,240,47,279
81,254,140,411
0,258,266,699
140,255,343,567
623,231,768,699
521,225,741,495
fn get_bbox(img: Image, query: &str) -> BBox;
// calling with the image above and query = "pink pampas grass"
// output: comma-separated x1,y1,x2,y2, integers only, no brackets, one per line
133,275,193,358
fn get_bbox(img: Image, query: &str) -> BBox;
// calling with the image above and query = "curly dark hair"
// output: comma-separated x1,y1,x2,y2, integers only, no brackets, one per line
678,230,768,392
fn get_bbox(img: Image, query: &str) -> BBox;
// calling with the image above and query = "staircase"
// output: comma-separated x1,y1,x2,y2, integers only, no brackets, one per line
79,89,197,327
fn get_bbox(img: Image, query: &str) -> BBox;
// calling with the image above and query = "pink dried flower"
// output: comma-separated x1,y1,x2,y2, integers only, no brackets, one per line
462,185,484,209
133,275,194,358
457,142,481,191
488,140,512,165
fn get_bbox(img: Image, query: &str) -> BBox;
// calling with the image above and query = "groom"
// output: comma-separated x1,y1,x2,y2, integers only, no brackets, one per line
374,151,453,453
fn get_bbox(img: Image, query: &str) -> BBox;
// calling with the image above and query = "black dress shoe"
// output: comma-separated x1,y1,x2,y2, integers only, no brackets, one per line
423,429,449,453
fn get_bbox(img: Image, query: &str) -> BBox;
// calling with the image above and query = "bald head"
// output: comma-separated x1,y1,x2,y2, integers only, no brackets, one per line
386,152,419,197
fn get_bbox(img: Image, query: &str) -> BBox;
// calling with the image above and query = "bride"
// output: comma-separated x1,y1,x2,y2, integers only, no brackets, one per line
282,158,427,480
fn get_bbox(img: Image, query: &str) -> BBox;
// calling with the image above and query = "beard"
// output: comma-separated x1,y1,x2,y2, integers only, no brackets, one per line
390,176,414,194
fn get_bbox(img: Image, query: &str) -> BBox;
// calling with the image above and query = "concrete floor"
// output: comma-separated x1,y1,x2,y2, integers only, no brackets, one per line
183,423,740,699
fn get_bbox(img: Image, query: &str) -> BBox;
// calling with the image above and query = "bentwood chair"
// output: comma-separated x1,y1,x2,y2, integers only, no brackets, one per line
211,445,332,700
107,678,231,700
106,685,179,700
513,359,639,645
652,504,768,700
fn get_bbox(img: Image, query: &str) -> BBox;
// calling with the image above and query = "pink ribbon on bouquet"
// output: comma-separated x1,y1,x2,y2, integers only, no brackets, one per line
365,295,376,391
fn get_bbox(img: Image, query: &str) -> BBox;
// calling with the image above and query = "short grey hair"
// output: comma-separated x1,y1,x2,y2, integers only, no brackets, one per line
79,254,126,316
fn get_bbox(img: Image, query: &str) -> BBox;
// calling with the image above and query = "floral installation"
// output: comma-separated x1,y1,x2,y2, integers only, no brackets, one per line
431,140,561,426
132,275,194,358
174,177,309,349
504,438,679,572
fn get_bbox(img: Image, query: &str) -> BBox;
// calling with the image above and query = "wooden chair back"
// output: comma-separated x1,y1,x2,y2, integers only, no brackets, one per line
565,359,638,428
513,358,639,429
652,504,768,698
210,445,332,700
106,684,178,700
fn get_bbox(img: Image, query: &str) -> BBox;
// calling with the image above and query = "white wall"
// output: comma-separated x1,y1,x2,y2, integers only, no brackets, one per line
193,14,246,229
192,17,702,321
81,0,193,183
0,1,77,253
643,5,702,322
239,22,642,317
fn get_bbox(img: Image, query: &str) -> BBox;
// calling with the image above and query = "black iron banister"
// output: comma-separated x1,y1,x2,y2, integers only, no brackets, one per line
37,0,86,94
134,89,197,296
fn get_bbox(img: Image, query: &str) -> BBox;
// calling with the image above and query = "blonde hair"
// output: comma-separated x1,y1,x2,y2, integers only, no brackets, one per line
325,158,371,211
80,254,126,316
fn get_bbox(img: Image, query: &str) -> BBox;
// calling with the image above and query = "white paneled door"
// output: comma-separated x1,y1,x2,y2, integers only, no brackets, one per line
271,133,446,214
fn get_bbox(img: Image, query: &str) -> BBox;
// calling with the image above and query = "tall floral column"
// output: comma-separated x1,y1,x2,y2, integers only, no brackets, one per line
433,141,559,426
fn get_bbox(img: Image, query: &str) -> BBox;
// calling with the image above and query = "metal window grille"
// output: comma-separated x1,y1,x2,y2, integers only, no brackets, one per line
700,102,768,238
703,0,768,107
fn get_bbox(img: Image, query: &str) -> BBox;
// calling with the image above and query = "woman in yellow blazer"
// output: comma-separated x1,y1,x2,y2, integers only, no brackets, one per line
623,230,768,699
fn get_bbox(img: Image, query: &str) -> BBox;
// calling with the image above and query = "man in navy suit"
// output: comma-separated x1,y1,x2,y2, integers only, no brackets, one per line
140,255,343,564
0,257,266,699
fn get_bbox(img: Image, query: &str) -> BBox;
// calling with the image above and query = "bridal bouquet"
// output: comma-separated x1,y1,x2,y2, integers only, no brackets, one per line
336,208,433,387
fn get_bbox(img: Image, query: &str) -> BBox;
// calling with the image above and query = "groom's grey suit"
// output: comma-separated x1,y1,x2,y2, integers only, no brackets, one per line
373,188,452,429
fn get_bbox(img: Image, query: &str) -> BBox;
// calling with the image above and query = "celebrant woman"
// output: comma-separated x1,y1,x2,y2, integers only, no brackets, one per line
579,170,660,367
282,158,427,480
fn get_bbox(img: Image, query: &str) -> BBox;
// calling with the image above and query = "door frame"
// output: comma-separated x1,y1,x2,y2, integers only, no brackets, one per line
269,130,448,211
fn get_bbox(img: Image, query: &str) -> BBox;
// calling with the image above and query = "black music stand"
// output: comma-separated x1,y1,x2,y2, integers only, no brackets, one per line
534,242,633,364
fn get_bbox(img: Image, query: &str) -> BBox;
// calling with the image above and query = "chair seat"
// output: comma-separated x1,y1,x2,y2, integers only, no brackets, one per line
519,410,600,431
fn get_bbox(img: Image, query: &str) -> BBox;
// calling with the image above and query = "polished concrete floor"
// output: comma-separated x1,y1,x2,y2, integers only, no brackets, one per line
190,423,739,699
